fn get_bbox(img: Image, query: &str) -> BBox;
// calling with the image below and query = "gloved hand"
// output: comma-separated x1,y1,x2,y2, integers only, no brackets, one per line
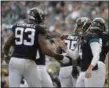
72,66,79,79
54,53,64,61
4,54,10,64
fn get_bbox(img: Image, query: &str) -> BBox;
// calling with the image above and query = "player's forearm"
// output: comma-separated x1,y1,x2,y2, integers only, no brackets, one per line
89,42,101,70
4,43,11,64
4,33,14,56
38,34,63,60
4,46,10,56
87,64,94,71
4,41,11,56
42,46,63,60
43,46,61,58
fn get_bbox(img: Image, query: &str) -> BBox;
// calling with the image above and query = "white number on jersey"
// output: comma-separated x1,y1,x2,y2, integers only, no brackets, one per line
64,36,78,51
15,27,35,46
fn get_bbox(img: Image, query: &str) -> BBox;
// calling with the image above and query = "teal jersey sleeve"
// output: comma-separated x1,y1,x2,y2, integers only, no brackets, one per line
83,32,99,44
88,37,99,44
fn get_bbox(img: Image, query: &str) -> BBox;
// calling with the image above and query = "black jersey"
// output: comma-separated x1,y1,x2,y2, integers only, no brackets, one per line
35,44,45,65
79,32,99,71
11,23,46,61
99,33,109,62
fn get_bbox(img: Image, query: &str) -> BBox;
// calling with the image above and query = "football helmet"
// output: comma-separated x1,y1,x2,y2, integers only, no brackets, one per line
29,7,45,24
74,17,91,34
89,17,106,32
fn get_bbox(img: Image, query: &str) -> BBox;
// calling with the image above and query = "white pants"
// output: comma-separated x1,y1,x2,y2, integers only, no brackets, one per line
76,61,106,87
37,65,53,87
59,66,77,87
9,57,41,87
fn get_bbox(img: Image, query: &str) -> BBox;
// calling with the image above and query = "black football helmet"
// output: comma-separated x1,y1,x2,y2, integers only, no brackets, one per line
29,7,45,24
74,17,91,34
89,17,106,32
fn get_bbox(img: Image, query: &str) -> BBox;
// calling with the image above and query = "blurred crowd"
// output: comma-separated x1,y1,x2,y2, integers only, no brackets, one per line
1,1,109,87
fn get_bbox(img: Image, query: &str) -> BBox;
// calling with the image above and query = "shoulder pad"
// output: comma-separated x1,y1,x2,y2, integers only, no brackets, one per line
83,32,99,41
82,32,99,44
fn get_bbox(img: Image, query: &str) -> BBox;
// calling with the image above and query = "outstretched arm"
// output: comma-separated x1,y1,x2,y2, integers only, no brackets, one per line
4,32,14,63
38,34,63,61
85,40,101,78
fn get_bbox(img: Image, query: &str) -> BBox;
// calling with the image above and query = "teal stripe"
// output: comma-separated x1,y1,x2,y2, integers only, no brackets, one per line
89,38,99,44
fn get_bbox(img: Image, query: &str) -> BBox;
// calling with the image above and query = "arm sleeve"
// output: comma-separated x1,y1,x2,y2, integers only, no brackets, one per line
89,39,101,66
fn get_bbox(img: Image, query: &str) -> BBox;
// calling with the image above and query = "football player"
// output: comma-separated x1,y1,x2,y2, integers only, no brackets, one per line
56,17,92,87
91,18,109,63
56,34,79,87
90,17,109,85
76,17,107,87
3,7,64,87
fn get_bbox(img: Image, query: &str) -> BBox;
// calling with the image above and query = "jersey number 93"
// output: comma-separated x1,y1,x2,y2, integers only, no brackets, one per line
15,27,35,46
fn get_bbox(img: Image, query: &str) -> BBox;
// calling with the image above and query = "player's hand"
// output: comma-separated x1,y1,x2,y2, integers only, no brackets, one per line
4,55,10,64
57,39,66,49
56,46,63,54
72,66,79,79
85,69,92,78
61,35,68,40
54,54,64,61
59,41,67,51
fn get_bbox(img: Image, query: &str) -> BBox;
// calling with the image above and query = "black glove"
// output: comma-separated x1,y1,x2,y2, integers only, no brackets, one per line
72,66,79,79
54,54,63,61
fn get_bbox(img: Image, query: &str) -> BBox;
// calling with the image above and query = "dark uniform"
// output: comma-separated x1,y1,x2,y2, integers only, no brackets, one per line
99,33,109,62
12,23,46,61
8,23,47,87
79,32,99,71
76,17,106,87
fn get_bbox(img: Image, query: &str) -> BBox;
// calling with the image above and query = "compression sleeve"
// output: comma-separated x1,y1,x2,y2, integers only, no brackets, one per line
89,38,101,66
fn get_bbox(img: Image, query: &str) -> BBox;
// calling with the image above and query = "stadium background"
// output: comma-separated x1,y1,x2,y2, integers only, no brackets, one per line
1,1,109,87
